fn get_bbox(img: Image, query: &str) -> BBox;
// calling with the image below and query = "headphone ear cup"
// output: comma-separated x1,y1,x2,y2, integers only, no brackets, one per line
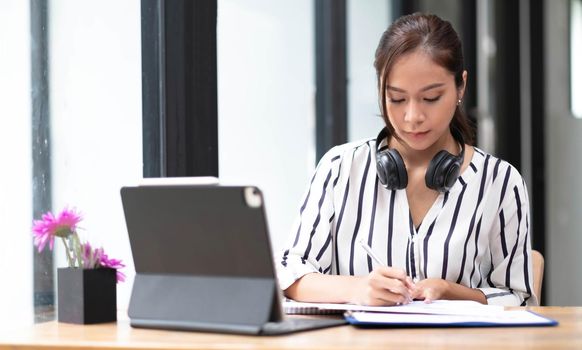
425,151,462,192
376,149,408,190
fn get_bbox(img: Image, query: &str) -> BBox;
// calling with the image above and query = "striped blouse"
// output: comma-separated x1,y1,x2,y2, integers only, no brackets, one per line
277,136,537,306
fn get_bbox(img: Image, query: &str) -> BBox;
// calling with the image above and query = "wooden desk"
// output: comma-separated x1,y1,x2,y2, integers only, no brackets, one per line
0,307,579,350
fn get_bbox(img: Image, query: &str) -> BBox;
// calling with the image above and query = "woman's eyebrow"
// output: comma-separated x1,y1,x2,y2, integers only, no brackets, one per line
386,85,406,92
386,82,445,93
420,82,445,91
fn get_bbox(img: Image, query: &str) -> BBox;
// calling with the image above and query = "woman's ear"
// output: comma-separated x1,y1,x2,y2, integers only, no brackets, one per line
459,70,468,100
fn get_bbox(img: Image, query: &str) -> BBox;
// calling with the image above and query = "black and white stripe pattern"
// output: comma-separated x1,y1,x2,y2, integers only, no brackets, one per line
277,137,536,306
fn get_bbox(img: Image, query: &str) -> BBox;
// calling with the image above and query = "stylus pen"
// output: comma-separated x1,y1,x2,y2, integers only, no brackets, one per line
359,239,418,290
359,239,385,266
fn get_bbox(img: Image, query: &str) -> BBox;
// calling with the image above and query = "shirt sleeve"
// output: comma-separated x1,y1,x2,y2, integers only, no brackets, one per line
478,167,538,306
276,147,341,291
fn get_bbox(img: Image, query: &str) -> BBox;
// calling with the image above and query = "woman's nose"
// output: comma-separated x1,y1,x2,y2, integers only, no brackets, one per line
404,101,425,123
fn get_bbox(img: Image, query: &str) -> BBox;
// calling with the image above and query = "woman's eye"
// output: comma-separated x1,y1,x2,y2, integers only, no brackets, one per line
389,98,405,104
424,96,441,103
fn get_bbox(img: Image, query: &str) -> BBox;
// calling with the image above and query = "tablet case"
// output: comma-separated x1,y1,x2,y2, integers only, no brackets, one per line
120,185,343,335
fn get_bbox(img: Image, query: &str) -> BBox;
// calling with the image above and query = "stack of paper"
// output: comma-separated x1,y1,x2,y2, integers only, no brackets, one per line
284,300,557,327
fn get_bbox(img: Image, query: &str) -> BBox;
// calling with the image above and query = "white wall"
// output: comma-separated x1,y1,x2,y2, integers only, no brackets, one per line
49,0,142,309
217,0,315,251
0,0,34,330
346,0,389,142
545,0,582,306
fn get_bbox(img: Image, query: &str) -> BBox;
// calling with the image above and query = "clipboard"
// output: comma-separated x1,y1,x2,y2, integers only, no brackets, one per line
344,309,558,328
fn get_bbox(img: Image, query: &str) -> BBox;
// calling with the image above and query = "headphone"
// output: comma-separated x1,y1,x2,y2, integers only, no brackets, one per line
375,127,465,192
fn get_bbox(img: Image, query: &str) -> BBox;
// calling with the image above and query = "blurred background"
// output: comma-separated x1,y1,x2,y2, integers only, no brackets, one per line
0,0,580,328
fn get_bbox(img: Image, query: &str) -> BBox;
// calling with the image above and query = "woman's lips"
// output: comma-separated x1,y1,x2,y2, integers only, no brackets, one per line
407,130,430,139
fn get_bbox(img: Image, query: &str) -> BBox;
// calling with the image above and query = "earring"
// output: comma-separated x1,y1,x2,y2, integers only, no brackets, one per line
457,99,462,106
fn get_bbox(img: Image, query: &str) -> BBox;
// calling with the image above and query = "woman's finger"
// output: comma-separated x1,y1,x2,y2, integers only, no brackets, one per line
368,287,411,305
376,266,408,281
369,273,413,301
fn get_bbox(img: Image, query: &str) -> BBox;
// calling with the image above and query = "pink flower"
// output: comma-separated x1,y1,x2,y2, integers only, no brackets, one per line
32,207,125,283
81,242,126,283
80,241,99,268
100,252,126,283
32,207,82,253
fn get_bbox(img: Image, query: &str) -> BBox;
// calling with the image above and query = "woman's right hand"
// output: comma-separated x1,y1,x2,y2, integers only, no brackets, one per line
351,267,415,306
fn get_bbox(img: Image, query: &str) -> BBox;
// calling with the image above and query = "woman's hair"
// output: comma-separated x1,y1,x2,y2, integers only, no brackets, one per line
374,13,475,145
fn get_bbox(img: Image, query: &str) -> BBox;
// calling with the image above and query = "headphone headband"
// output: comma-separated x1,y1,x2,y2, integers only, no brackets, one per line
375,127,465,192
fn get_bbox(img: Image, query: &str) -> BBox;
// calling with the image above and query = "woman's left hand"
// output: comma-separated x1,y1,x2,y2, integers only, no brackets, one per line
411,278,451,303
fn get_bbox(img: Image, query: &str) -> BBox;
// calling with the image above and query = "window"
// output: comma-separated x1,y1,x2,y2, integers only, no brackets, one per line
572,0,582,118
217,0,316,250
47,0,142,315
0,0,34,330
346,0,391,141
0,1,143,327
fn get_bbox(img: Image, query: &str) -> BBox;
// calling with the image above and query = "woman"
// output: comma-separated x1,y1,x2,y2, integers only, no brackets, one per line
277,13,536,306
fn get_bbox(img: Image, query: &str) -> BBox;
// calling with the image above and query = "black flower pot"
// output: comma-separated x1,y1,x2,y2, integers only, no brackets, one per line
57,267,117,324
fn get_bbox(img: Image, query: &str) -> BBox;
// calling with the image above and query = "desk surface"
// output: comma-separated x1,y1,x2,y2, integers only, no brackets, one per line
0,307,579,350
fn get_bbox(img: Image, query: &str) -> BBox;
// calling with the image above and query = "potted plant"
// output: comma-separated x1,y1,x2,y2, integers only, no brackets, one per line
32,207,125,324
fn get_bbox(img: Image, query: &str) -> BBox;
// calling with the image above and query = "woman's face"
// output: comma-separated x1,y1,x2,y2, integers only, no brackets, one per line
385,49,465,151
